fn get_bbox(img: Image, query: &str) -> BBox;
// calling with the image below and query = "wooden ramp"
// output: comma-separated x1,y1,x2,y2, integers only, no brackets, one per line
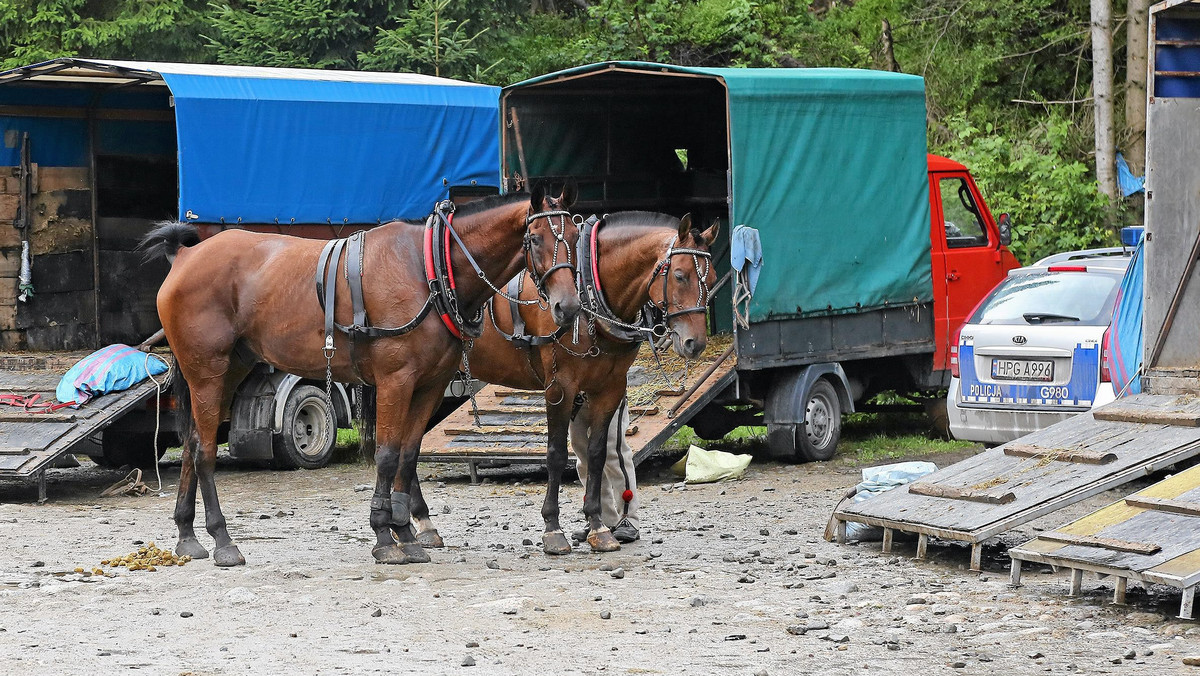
832,393,1200,570
0,351,170,501
421,337,737,480
1009,461,1200,619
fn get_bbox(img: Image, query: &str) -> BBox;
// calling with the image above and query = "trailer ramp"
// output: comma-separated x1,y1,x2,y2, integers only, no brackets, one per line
1008,460,1200,619
0,352,169,501
832,393,1200,570
422,338,737,481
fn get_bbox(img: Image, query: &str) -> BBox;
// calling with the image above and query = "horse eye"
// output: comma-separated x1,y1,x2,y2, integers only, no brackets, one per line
530,234,543,246
674,269,685,281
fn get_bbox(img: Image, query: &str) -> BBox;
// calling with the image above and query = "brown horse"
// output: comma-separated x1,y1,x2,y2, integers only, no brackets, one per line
408,212,718,554
141,186,581,566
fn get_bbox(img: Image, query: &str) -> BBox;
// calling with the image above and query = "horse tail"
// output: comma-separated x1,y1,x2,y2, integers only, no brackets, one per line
138,221,200,265
170,360,195,443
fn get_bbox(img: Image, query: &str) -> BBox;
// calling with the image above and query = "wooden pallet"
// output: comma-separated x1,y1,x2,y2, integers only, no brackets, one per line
421,338,738,481
831,393,1200,570
1009,461,1200,619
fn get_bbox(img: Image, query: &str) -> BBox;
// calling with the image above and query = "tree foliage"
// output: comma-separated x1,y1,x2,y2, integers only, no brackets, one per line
0,0,1140,262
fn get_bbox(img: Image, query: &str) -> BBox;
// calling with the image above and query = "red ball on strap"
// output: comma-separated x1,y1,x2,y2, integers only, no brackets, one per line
622,489,634,503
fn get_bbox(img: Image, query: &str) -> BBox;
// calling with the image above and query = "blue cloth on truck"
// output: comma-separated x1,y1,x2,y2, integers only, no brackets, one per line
1116,152,1145,197
1108,239,1144,396
56,344,168,406
731,224,763,295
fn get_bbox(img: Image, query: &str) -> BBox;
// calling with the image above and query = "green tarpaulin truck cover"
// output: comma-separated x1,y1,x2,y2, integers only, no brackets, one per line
506,62,933,323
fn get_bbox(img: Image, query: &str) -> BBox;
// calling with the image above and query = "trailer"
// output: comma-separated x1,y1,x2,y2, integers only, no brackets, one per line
0,59,501,487
442,62,1019,464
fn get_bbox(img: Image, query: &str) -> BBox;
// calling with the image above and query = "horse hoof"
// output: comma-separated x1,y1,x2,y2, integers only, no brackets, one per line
401,542,431,564
587,527,621,553
373,544,408,564
176,538,209,560
417,529,444,548
213,544,245,567
542,531,572,555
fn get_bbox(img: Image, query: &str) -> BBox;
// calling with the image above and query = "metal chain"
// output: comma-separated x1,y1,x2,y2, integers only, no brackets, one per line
460,338,481,427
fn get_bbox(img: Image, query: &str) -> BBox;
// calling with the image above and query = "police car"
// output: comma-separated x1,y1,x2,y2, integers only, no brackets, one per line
948,247,1134,445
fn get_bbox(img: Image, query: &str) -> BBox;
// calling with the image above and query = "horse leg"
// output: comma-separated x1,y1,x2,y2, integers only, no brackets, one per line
538,397,574,555
370,379,434,564
173,429,207,559
583,391,622,553
410,474,443,549
189,381,244,567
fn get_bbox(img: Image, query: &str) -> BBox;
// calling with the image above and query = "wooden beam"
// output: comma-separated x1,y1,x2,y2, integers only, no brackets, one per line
443,425,547,436
1039,531,1161,555
1124,495,1200,517
909,482,1016,505
1005,444,1117,465
1093,407,1200,427
0,104,172,122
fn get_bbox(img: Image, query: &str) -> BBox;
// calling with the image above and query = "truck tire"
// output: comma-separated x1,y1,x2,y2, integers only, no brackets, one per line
98,430,169,469
767,378,842,462
272,385,336,469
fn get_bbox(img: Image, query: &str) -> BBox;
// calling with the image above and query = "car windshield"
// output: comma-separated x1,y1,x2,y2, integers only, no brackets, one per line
970,271,1121,326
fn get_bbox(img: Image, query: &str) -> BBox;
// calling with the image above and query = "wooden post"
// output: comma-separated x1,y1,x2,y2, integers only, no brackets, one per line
1010,558,1022,587
1114,577,1127,605
1181,586,1196,620
881,528,894,554
467,461,479,485
916,533,928,560
970,543,983,572
835,519,847,545
1069,568,1084,596
36,468,46,504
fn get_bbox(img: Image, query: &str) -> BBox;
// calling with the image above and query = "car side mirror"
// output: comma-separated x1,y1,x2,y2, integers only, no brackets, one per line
997,213,1012,247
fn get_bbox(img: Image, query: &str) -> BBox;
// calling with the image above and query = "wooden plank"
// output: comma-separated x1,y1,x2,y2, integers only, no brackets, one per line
908,482,1016,505
1038,531,1161,555
1124,496,1200,517
1094,408,1200,426
1004,443,1116,465
0,413,75,423
443,425,547,436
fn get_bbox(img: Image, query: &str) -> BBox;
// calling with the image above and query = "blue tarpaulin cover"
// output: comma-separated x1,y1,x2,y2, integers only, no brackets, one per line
1107,239,1144,396
0,60,501,224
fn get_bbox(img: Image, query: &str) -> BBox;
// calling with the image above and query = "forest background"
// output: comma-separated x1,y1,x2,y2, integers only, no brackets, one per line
0,0,1152,263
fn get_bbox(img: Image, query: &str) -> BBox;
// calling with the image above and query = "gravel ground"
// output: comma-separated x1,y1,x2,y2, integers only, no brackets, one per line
2,450,1199,675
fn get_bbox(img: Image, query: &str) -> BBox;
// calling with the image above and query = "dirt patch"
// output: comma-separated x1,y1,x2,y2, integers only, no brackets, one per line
0,452,1196,674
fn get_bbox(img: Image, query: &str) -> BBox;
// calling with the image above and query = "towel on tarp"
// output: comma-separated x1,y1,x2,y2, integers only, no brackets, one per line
843,461,938,541
671,445,753,483
56,344,169,407
730,225,763,295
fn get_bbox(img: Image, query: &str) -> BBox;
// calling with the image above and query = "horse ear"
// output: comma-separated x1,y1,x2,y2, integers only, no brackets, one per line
530,182,546,209
700,218,720,246
560,180,578,208
677,213,692,239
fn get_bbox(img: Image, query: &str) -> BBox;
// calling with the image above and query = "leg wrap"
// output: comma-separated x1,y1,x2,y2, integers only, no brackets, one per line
390,491,412,528
369,494,392,531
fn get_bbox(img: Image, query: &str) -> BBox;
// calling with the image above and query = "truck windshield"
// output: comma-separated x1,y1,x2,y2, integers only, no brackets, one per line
970,272,1121,326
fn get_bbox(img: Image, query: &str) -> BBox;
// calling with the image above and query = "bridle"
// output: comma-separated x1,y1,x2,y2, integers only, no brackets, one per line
648,235,713,326
522,207,576,303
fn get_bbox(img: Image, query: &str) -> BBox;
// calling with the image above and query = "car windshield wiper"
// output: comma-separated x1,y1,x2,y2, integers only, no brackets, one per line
1023,312,1080,324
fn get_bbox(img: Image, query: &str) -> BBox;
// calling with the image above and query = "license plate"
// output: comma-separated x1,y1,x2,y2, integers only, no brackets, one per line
991,358,1054,382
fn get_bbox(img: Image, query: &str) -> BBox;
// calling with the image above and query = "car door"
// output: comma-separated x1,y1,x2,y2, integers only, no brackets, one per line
930,171,1004,370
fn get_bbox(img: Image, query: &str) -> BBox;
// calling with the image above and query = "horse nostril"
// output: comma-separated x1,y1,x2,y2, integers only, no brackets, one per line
683,337,696,353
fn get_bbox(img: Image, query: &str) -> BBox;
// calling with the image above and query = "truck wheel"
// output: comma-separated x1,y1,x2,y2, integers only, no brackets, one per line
797,380,842,461
272,385,336,470
768,378,842,462
98,430,169,469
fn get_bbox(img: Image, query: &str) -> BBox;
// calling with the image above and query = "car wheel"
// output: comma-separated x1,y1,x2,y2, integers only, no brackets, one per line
767,377,842,463
272,385,336,470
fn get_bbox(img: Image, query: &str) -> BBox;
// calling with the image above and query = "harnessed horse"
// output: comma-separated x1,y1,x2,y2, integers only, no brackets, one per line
407,212,718,554
141,185,581,566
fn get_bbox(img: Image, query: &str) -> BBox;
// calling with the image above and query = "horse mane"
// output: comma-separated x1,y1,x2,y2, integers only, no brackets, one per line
451,192,530,218
601,211,680,231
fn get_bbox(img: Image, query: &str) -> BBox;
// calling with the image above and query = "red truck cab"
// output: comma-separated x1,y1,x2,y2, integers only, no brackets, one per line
928,154,1021,374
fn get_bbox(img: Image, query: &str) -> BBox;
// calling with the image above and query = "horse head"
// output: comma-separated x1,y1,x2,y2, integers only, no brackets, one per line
525,182,582,327
657,214,719,360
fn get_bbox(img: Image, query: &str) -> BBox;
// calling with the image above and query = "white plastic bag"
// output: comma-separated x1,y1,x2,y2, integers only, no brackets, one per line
670,445,753,483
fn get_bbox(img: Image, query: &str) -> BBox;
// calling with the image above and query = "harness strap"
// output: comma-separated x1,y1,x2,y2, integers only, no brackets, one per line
577,217,653,344
317,238,346,351
488,275,567,349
